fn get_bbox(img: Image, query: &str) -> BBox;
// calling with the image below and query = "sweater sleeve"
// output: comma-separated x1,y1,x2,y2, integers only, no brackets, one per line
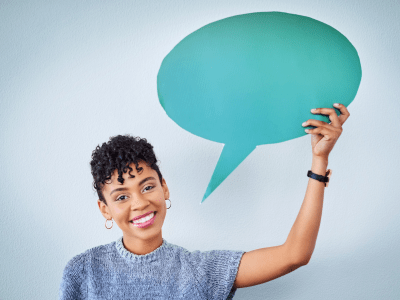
59,253,88,300
190,249,246,300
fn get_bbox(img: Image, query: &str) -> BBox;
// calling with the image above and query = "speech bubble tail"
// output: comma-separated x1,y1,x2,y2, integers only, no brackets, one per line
200,143,256,203
200,194,208,204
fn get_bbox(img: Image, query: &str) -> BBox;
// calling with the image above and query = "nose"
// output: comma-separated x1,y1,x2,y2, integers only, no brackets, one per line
130,195,151,210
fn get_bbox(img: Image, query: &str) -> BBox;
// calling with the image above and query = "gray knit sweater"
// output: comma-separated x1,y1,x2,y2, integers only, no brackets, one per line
59,237,246,299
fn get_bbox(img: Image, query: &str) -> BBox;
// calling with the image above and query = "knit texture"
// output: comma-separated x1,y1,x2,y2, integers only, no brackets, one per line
59,237,246,299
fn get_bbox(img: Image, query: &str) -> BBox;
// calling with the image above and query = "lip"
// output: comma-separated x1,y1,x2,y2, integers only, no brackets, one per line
130,212,157,228
132,211,155,221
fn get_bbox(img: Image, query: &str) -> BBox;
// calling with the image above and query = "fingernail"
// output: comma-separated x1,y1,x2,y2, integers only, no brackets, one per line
311,109,317,112
334,103,339,107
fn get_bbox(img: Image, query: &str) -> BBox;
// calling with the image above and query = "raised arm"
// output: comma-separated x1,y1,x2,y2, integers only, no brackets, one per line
233,104,350,289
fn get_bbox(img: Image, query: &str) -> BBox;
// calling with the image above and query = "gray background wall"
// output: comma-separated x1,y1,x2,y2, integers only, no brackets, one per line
1,0,399,299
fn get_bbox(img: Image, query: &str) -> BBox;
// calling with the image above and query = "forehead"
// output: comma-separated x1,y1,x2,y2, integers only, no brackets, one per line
104,161,156,190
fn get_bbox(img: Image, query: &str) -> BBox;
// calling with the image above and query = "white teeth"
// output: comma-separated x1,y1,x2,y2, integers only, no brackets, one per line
133,212,154,224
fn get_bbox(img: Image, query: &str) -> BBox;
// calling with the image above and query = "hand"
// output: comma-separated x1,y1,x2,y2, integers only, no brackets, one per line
302,103,350,159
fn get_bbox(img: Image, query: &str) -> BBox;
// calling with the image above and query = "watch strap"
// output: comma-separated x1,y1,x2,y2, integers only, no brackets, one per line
307,169,332,187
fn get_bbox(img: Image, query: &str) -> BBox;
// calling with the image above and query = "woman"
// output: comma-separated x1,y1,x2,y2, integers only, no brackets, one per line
59,103,349,299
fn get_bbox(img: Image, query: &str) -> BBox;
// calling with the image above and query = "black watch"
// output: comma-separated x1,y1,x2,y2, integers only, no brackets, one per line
307,169,332,187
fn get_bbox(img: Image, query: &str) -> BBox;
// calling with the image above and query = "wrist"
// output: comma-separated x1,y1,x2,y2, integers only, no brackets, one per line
311,156,329,175
312,155,329,164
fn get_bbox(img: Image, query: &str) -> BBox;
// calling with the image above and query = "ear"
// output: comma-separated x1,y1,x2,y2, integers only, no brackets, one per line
161,178,170,200
98,200,112,220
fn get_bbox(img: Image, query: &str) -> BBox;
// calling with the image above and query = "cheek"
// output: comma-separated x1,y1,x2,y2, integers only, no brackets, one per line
114,205,127,216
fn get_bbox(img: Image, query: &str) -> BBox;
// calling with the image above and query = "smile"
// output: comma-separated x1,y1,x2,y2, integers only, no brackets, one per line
130,212,157,228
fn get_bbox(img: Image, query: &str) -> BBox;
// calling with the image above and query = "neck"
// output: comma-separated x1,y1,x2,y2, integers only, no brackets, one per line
122,232,163,255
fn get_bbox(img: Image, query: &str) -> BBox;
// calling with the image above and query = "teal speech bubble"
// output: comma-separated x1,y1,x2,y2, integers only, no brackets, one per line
157,12,362,204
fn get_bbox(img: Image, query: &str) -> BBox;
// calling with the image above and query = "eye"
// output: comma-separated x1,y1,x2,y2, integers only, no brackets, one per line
115,186,154,201
116,195,127,201
144,185,155,192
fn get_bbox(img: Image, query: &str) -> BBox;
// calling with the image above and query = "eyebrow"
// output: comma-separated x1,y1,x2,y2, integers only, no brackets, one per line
109,176,157,196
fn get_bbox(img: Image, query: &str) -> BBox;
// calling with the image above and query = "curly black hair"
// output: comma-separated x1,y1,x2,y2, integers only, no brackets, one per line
90,134,163,205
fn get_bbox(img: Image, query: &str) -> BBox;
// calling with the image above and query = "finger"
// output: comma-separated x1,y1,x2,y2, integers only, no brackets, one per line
303,119,331,129
333,103,350,125
305,126,336,140
311,107,341,128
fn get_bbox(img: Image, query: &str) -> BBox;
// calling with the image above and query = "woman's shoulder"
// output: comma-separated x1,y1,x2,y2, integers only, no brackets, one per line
165,241,245,267
63,240,116,271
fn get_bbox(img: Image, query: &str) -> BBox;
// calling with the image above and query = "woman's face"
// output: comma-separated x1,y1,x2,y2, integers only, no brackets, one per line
98,161,169,242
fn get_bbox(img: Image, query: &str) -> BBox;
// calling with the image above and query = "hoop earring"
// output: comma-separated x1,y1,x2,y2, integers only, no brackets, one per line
105,218,113,229
166,199,171,209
